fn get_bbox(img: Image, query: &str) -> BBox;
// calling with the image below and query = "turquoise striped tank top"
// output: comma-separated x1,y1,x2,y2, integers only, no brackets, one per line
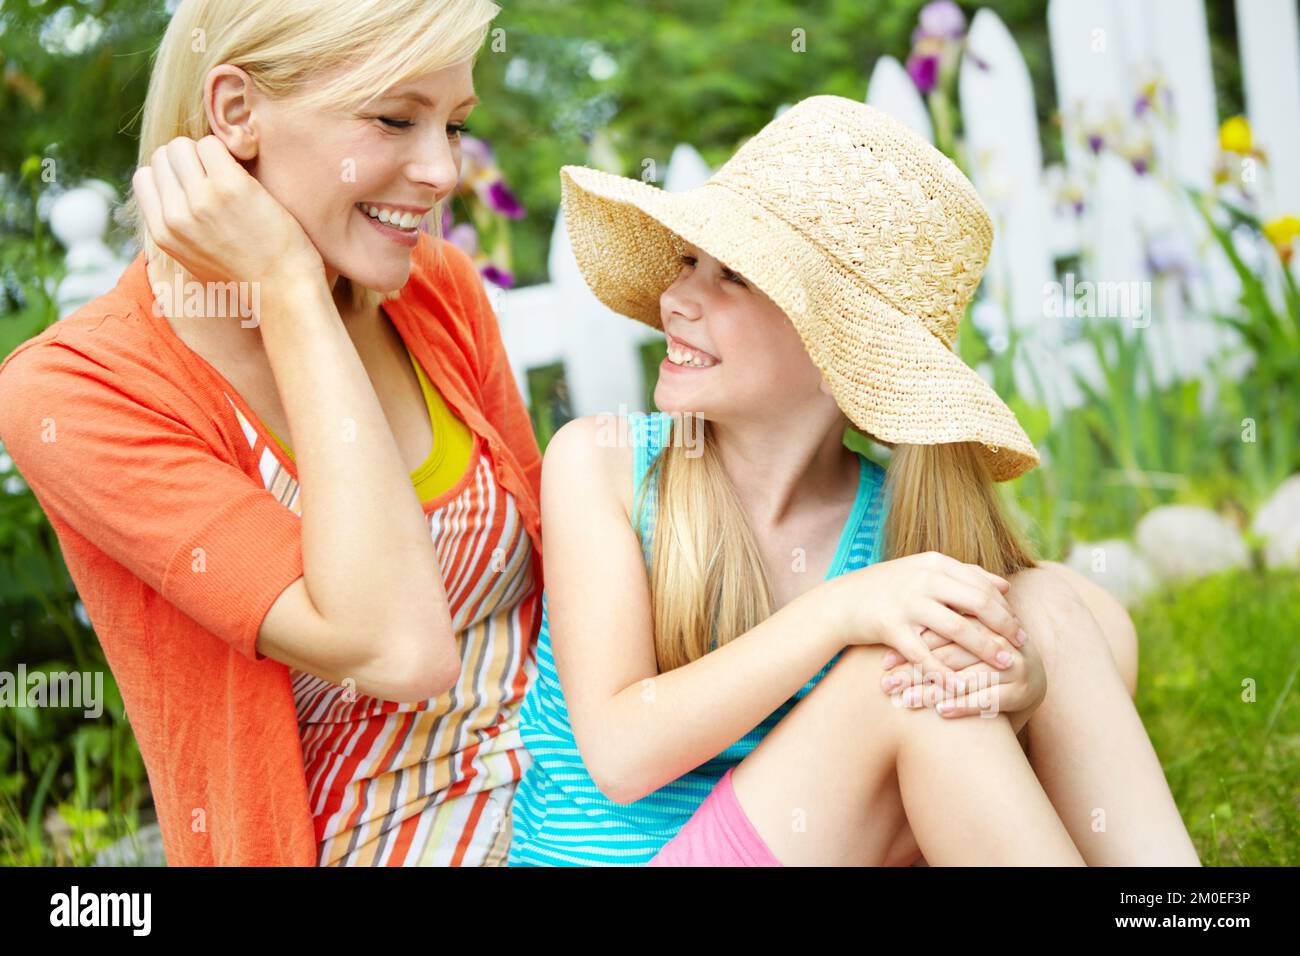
508,412,887,866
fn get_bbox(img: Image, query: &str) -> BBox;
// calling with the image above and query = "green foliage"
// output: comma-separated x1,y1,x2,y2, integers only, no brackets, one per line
1131,569,1300,866
526,361,573,453
968,177,1300,565
999,309,1294,562
472,0,1071,284
2,151,64,356
1188,188,1300,506
0,2,166,184
0,658,148,865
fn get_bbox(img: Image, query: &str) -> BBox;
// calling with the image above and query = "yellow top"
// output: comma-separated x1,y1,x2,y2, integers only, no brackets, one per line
262,342,475,502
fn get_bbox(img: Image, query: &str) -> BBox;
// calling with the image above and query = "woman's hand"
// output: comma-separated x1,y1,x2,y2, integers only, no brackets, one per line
826,551,1029,691
879,626,1047,732
132,135,325,291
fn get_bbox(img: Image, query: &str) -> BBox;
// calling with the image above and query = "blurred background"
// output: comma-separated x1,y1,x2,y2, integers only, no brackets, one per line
1,0,1296,865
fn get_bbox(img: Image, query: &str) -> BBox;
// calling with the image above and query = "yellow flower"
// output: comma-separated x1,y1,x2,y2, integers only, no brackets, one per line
1264,216,1300,243
1219,115,1252,154
1263,216,1300,260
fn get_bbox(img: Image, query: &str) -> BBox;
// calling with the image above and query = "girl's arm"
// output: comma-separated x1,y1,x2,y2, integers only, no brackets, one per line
543,415,1024,805
135,136,457,702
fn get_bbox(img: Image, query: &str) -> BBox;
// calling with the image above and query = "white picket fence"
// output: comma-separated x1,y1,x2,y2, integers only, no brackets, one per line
489,0,1300,423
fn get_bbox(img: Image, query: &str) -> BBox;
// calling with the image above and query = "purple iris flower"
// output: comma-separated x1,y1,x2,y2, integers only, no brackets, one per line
918,0,967,40
907,52,939,94
481,264,514,288
483,180,526,219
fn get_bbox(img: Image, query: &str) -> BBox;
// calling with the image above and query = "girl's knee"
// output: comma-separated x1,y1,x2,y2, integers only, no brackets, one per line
1008,567,1101,668
1042,561,1139,696
1015,563,1136,695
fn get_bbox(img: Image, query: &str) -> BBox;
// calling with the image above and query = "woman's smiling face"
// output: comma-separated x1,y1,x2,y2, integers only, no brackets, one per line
654,240,829,425
217,59,478,293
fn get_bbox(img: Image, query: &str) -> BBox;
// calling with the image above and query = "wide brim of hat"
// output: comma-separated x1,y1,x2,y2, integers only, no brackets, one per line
559,164,1040,482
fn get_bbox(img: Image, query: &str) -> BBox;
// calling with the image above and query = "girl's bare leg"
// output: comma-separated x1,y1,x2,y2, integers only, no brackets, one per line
1037,560,1138,697
728,643,1084,866
1006,568,1201,866
889,564,1185,868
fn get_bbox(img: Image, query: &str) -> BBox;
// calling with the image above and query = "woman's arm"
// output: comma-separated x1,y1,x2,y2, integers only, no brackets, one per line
543,415,1026,805
253,272,457,701
135,136,457,701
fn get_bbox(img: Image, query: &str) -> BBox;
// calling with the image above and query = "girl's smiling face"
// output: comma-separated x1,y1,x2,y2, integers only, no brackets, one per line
654,241,831,425
216,59,477,293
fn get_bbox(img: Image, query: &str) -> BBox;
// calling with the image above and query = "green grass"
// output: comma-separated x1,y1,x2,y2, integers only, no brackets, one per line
1130,569,1300,866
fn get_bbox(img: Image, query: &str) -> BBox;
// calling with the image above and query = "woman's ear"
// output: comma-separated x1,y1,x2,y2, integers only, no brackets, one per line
204,65,260,161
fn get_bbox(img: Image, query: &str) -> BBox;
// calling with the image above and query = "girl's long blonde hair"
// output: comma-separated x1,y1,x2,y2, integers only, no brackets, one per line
119,0,499,310
636,419,1035,673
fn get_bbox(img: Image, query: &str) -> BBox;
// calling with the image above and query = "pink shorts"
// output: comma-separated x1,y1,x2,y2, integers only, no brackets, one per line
647,768,783,867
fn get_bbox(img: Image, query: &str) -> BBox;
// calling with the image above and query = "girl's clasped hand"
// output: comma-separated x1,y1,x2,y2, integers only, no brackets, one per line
827,551,1046,724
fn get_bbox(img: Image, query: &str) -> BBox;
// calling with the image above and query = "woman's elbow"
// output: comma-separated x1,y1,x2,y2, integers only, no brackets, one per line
367,630,460,702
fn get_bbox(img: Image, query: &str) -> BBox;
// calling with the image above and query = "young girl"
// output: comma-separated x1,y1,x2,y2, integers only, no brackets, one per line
0,0,542,866
509,96,1200,866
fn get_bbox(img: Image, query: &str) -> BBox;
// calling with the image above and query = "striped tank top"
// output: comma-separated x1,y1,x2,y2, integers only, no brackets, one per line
223,362,539,866
508,412,887,866
258,340,474,502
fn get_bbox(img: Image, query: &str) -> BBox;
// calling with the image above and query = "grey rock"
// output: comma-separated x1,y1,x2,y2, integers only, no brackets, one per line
1064,539,1156,608
1251,475,1300,568
1135,505,1248,584
93,823,166,867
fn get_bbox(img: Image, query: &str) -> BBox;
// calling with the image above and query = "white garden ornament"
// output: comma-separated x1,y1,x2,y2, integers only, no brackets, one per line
50,180,130,320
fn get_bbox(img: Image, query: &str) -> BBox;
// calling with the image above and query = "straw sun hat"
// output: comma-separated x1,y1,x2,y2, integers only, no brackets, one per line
559,94,1039,481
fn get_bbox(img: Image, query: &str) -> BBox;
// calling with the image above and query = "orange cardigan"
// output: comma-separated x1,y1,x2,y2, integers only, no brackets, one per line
0,235,543,865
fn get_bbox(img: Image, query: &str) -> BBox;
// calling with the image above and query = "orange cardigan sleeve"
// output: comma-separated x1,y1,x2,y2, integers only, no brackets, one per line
0,334,305,661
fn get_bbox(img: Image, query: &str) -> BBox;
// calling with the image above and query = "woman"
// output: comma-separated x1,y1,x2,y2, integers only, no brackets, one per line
509,96,1200,866
0,0,541,866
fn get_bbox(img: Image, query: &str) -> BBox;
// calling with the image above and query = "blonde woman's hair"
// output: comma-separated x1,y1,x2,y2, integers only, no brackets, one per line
636,420,1035,673
120,0,500,311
